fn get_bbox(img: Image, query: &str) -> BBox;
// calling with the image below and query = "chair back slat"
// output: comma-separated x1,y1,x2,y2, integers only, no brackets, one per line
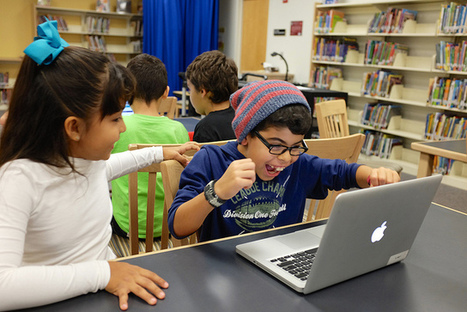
304,133,365,221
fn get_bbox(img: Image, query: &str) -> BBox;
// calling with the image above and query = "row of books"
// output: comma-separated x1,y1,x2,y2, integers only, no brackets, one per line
427,77,467,109
438,2,467,34
86,16,110,34
361,71,403,98
425,112,467,140
368,7,417,34
309,66,342,89
38,14,68,31
312,37,358,62
131,40,142,53
131,20,143,37
86,35,107,52
364,40,408,66
361,103,401,129
432,156,455,175
361,130,402,159
0,72,9,88
435,41,467,72
1,89,10,104
315,9,345,34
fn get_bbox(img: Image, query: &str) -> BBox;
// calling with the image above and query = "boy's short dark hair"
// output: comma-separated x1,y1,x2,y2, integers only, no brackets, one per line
127,53,167,105
253,104,312,136
186,50,238,104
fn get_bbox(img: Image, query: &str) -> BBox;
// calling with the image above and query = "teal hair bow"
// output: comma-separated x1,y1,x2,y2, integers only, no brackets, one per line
24,19,69,65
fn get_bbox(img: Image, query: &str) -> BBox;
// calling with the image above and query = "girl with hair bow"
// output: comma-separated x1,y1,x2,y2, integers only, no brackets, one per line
0,20,198,310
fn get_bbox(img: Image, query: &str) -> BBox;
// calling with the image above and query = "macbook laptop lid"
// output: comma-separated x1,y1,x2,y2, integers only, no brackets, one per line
236,175,442,294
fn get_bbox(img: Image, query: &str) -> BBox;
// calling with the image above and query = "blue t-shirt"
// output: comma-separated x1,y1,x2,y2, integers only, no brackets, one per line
168,141,360,241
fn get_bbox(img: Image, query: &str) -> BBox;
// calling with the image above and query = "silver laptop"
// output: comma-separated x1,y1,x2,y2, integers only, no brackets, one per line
236,174,442,294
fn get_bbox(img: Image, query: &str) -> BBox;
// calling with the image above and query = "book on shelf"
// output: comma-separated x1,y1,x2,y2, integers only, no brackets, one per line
315,10,345,34
309,66,342,89
96,0,110,12
38,15,68,31
361,130,402,159
396,9,418,33
361,71,403,98
432,156,455,175
87,16,110,34
368,8,418,34
117,0,132,14
361,103,401,129
439,3,467,34
428,77,467,109
131,19,143,36
0,72,9,88
328,10,345,33
425,113,467,140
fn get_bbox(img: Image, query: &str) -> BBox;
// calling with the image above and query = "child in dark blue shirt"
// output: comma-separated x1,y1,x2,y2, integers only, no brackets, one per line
168,80,400,241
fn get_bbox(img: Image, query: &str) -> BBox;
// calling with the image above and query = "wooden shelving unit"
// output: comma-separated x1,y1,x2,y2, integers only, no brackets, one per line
0,57,21,109
34,5,143,66
311,0,467,182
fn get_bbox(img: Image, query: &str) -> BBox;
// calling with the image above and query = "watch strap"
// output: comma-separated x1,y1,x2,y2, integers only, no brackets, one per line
204,179,226,208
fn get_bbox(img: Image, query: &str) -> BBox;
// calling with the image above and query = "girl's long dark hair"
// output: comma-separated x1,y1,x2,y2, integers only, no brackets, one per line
0,46,135,170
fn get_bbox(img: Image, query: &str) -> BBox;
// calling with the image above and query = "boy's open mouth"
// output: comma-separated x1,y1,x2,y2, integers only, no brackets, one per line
266,164,285,174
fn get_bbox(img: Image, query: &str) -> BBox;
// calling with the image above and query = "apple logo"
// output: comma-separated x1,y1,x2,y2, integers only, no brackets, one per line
371,221,387,243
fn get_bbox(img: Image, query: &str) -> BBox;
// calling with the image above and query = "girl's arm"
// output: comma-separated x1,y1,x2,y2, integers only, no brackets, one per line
106,143,200,181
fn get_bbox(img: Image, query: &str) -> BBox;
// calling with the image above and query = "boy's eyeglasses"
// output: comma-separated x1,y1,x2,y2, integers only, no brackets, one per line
254,131,308,156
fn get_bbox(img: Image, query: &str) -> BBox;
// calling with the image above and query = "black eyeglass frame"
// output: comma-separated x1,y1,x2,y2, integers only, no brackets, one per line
253,131,308,156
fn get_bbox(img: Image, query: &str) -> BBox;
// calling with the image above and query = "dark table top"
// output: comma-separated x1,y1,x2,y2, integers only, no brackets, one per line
21,204,467,312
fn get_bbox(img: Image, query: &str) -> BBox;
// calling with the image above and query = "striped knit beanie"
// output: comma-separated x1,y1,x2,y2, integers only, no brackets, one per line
230,80,311,142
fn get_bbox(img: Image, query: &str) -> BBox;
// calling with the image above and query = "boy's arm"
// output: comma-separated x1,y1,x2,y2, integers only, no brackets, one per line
172,158,256,238
356,165,400,188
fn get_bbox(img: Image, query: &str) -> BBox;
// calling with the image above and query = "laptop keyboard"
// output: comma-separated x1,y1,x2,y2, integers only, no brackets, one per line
270,248,318,281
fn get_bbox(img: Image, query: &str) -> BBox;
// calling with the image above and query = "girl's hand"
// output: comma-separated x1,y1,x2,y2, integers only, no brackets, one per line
215,158,256,200
106,261,168,311
162,142,200,166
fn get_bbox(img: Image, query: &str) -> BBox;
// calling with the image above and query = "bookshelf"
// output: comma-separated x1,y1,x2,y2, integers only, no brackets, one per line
311,0,467,184
0,57,21,110
34,5,143,66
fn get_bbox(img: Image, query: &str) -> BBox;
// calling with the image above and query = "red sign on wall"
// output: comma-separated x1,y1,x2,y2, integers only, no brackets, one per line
290,21,303,36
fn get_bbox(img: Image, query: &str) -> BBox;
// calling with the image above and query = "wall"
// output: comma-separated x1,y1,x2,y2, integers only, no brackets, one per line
264,0,317,84
219,0,243,69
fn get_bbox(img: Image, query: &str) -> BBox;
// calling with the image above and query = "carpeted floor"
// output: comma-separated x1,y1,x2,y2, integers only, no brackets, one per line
400,172,467,214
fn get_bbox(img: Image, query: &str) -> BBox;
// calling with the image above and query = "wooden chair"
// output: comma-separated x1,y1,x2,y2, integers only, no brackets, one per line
303,133,365,221
159,140,234,249
158,96,177,119
123,140,233,254
314,99,349,138
315,99,403,174
160,159,197,249
110,143,187,256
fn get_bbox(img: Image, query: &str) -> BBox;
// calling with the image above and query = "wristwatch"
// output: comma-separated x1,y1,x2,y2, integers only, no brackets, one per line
204,179,227,208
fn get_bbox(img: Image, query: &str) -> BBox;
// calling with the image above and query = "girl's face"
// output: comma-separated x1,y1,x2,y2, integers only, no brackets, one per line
239,127,304,181
71,110,126,160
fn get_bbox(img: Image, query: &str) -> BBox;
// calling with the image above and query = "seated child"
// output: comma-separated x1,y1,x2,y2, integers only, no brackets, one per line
0,20,198,310
186,50,238,142
168,80,400,242
111,54,190,242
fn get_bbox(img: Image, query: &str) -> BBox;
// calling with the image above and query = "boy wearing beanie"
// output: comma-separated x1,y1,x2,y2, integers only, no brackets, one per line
168,80,400,242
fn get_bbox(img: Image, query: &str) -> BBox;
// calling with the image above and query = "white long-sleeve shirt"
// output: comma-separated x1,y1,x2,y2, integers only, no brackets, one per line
0,147,163,311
